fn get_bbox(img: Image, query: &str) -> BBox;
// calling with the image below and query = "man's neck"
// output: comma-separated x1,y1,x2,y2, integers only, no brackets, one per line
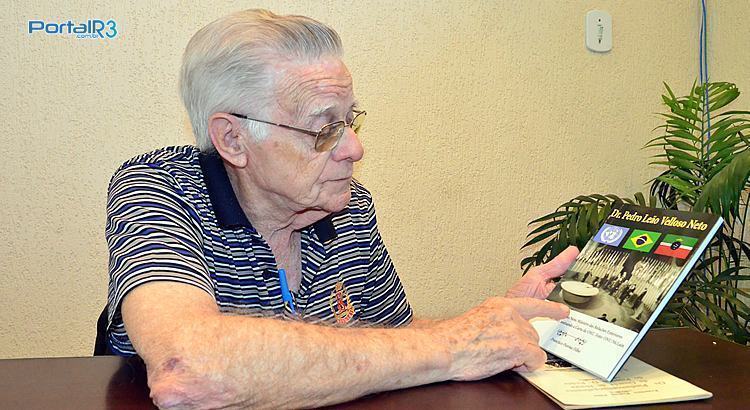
223,162,326,243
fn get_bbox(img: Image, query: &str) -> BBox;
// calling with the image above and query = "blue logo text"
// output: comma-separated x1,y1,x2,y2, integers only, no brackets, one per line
28,19,118,39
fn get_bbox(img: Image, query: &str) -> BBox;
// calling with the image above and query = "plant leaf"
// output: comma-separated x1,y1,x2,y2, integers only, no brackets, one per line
694,149,750,219
529,210,573,225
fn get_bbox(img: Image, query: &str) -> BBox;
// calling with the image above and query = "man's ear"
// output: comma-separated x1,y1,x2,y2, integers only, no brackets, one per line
208,113,248,168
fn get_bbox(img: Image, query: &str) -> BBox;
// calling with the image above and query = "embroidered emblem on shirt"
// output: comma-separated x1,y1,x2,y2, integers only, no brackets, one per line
329,281,355,324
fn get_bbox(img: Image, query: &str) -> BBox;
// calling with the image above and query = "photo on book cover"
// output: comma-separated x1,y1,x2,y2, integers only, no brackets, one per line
547,241,689,333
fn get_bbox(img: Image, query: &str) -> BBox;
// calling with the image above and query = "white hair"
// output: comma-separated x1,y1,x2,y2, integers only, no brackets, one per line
179,9,343,153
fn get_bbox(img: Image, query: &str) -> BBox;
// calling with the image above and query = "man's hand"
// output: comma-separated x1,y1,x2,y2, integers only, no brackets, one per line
505,246,580,299
432,297,569,381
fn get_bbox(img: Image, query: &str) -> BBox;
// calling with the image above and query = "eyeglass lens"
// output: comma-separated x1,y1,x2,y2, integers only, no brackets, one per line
315,111,366,152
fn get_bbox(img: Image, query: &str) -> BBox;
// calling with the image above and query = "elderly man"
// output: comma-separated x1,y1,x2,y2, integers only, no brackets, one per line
105,9,578,409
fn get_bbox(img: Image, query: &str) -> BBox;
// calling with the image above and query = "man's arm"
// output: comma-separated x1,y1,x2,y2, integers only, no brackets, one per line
123,282,567,409
408,318,436,328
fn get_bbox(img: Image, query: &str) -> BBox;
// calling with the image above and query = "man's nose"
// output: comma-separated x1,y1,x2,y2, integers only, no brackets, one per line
331,127,364,162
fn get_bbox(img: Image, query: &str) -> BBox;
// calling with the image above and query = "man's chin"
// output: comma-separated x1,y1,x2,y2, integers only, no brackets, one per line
325,191,352,213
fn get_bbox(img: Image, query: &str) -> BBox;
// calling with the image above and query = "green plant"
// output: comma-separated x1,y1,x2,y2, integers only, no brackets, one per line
522,82,750,344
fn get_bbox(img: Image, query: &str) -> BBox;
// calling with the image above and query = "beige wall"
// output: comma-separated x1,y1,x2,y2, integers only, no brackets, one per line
1,1,748,358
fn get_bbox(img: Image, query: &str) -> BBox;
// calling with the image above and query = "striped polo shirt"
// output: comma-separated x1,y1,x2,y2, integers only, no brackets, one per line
105,145,412,356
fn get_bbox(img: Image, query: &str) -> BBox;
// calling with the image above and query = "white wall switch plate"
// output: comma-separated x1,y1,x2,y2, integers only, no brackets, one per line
585,10,612,53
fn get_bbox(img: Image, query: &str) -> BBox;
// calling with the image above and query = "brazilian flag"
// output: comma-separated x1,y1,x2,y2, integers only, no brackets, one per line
622,229,660,253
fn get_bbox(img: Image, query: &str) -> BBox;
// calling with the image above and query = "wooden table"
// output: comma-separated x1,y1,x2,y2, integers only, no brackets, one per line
1,328,747,409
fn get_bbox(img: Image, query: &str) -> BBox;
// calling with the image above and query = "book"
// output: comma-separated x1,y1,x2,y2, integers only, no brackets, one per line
531,204,722,381
519,356,712,409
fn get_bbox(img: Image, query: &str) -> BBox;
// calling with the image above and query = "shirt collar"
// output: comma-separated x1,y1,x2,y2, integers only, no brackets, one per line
198,152,337,243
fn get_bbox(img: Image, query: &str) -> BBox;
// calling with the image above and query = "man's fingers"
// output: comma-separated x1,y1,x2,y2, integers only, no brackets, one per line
536,246,579,280
515,313,541,343
544,281,557,295
507,297,569,320
515,343,547,372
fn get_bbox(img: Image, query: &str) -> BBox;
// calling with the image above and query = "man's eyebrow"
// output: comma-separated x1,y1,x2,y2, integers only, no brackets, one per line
307,105,337,118
307,101,360,118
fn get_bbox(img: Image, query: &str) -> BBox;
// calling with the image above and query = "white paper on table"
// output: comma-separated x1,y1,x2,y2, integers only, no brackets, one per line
519,356,712,410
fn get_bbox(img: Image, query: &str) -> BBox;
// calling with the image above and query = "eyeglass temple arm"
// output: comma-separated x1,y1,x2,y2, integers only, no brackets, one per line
229,113,319,137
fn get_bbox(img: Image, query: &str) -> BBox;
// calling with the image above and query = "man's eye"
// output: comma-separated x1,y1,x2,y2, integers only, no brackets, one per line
317,116,336,128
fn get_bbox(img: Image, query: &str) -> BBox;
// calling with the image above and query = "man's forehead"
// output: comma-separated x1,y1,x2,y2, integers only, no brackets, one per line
272,58,354,117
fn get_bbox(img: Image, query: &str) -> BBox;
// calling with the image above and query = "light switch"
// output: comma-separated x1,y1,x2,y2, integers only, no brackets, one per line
585,10,612,53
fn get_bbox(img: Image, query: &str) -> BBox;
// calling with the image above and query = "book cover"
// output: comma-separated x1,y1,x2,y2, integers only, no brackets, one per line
532,204,723,381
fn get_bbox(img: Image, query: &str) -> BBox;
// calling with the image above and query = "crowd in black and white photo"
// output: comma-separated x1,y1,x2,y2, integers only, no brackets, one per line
552,243,681,332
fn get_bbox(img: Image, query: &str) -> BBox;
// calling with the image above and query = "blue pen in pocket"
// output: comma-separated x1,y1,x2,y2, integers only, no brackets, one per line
278,268,296,314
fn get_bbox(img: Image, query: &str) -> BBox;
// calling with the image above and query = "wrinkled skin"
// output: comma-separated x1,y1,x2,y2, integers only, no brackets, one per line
505,246,580,299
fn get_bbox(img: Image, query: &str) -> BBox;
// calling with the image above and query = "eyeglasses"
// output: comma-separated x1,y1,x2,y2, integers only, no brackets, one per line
229,109,366,152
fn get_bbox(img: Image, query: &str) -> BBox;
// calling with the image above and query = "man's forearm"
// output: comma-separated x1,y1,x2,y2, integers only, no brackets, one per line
409,317,439,328
144,315,451,409
125,283,569,408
